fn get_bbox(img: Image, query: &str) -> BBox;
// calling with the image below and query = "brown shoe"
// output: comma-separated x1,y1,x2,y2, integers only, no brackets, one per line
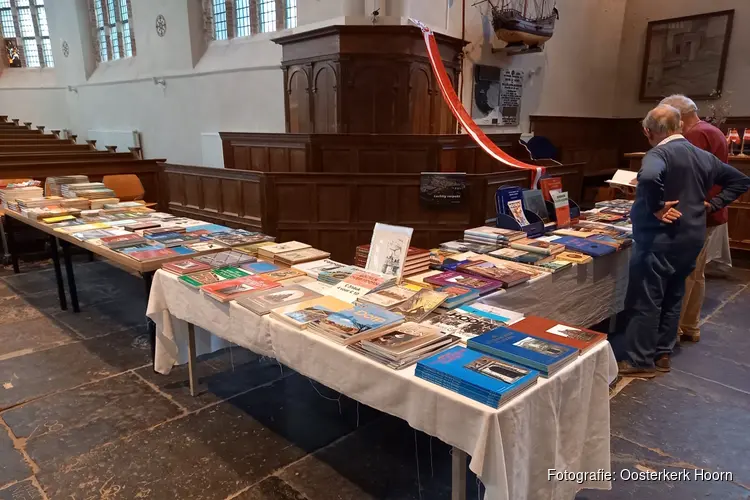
655,354,671,373
617,360,656,379
680,332,700,343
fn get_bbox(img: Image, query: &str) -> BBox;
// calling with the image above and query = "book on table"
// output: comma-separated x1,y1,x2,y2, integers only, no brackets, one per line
127,248,180,262
235,284,323,315
162,259,213,275
194,250,256,268
422,309,506,343
539,177,563,202
358,285,418,308
178,266,250,288
201,274,280,302
439,240,500,255
326,270,389,303
435,285,480,310
456,303,524,324
554,251,593,264
538,260,573,273
424,270,504,295
546,236,616,257
509,237,565,256
415,347,539,408
488,247,553,265
456,260,531,288
477,255,552,281
258,241,312,261
262,267,309,283
292,259,347,279
350,322,460,369
298,280,332,295
275,248,332,266
390,289,448,323
185,241,228,253
365,223,414,280
467,327,577,377
234,241,277,256
403,270,444,289
241,261,280,274
307,302,404,345
498,186,530,227
100,233,148,249
209,231,275,247
270,296,352,329
318,265,359,286
184,223,231,233
552,191,571,228
509,316,607,354
463,226,526,245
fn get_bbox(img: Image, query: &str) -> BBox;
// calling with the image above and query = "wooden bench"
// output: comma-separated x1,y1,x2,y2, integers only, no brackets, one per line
0,144,94,153
0,152,137,164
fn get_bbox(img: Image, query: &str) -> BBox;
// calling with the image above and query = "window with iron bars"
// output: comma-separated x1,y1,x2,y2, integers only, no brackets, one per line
0,0,53,68
208,0,296,41
88,0,135,62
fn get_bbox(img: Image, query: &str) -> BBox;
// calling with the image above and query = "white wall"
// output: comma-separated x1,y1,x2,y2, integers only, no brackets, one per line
614,0,750,118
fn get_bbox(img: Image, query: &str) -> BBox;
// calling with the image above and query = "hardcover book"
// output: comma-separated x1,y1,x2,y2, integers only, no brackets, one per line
423,310,505,342
275,248,332,265
201,275,280,302
271,296,352,329
100,233,147,249
263,268,308,282
539,177,563,202
415,347,539,408
522,189,550,221
435,285,479,310
509,316,607,353
162,259,212,275
210,231,274,247
361,322,443,358
477,255,552,281
439,240,499,255
241,261,280,274
127,248,179,262
292,259,347,278
457,303,524,324
235,284,323,315
489,247,551,265
555,251,593,264
509,238,565,256
498,186,530,227
424,271,504,295
552,191,571,228
538,260,573,273
391,289,448,323
194,250,255,268
178,267,250,288
358,285,417,308
365,223,414,280
186,241,228,253
258,241,311,259
549,236,616,258
327,271,388,303
467,327,577,376
308,302,404,345
456,260,531,288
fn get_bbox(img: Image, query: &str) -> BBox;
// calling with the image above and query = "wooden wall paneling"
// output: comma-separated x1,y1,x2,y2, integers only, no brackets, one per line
408,64,433,134
312,62,339,133
345,62,405,134
286,65,312,133
232,146,251,171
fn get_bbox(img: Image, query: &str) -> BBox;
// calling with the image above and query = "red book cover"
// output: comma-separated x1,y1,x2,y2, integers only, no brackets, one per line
128,248,178,262
201,275,280,302
540,177,563,202
162,259,212,275
510,316,606,354
423,271,504,295
100,234,143,246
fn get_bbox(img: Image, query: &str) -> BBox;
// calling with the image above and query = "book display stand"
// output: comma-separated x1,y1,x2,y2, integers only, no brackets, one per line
495,210,545,238
545,199,581,223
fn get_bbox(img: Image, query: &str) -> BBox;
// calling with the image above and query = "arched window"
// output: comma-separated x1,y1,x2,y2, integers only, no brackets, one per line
0,0,53,68
207,0,296,41
89,0,135,62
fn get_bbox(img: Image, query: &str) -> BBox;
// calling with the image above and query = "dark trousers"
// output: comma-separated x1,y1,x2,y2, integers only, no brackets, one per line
613,244,702,368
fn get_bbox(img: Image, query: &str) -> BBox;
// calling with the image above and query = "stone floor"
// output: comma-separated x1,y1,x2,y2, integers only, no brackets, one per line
0,258,748,499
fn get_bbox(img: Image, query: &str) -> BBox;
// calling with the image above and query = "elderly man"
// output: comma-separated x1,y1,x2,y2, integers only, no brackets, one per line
614,104,750,378
660,95,729,343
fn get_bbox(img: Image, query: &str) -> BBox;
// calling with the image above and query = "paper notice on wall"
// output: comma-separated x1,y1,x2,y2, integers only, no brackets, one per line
499,70,524,126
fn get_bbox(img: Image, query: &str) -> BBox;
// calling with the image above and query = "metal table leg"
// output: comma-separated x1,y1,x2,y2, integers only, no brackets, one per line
5,214,20,273
49,237,67,311
142,271,156,361
0,216,10,267
452,447,467,500
187,322,198,397
60,240,80,313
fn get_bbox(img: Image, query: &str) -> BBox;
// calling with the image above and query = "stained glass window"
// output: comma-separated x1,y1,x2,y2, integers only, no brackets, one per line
0,0,53,67
90,0,135,62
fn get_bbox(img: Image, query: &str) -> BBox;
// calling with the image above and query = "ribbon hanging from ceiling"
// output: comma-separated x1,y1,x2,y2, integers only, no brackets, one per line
411,19,545,188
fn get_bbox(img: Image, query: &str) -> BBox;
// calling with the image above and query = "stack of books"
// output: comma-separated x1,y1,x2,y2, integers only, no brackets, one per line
488,247,554,266
276,247,331,266
100,233,148,249
235,284,323,315
270,296,351,329
179,266,250,288
258,241,311,263
318,265,359,286
0,186,44,209
355,245,431,277
292,259,346,279
61,183,117,200
423,305,522,342
59,197,92,210
201,274,279,302
162,259,212,275
194,250,256,269
509,238,565,256
44,175,89,197
235,241,277,257
89,198,121,210
439,240,500,255
349,323,461,370
415,347,539,408
307,302,404,345
463,226,526,245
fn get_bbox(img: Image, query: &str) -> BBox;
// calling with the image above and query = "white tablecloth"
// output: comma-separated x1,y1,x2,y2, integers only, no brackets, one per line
147,270,618,500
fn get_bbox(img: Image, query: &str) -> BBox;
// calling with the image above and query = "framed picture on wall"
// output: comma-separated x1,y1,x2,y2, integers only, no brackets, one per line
639,10,734,101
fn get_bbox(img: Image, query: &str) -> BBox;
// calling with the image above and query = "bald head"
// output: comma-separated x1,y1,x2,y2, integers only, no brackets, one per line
642,104,683,146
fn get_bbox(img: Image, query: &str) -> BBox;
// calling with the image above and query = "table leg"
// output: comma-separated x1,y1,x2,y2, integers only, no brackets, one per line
187,322,198,397
142,271,156,361
4,215,20,274
60,240,80,313
49,237,67,311
451,447,467,500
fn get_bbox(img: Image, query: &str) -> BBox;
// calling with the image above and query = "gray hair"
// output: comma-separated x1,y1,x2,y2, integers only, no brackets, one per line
659,94,698,116
642,104,682,135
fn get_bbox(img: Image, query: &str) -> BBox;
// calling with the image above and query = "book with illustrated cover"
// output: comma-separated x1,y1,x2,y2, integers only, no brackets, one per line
235,284,323,315
173,246,197,256
276,247,332,265
498,186,530,227
127,248,179,262
552,191,571,228
308,302,404,345
125,222,161,232
365,223,413,280
439,240,499,255
327,270,388,303
554,251,593,264
298,280,332,295
549,236,616,258
404,270,443,289
424,271,504,295
162,259,212,275
538,260,573,273
235,241,277,256
100,233,147,249
539,177,563,202
463,226,526,244
436,285,480,310
258,241,311,260
263,268,308,283
241,261,281,274
457,303,524,324
351,333,460,370
510,316,606,353
415,347,539,408
358,285,417,308
488,247,552,265
185,241,228,253
54,222,110,234
185,223,231,233
587,234,631,249
178,267,249,288
194,250,255,268
207,230,270,247
423,310,505,342
509,238,565,256
292,259,346,278
271,296,351,329
201,274,279,302
468,327,577,377
477,255,551,280
391,289,448,323
523,189,550,221
318,265,359,285
456,260,531,288
360,322,443,358
42,215,75,224
146,232,202,248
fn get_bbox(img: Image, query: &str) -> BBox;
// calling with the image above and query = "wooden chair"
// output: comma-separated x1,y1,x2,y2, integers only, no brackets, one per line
102,174,145,202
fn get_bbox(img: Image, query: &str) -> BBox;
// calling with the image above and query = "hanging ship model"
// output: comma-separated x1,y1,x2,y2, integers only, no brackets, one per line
485,0,559,48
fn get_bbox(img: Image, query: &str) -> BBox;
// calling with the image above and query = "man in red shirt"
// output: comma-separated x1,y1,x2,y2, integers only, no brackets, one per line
660,95,729,346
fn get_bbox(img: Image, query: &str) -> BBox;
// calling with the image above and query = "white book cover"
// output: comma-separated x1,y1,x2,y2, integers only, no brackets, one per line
292,259,346,278
365,223,413,280
606,169,638,188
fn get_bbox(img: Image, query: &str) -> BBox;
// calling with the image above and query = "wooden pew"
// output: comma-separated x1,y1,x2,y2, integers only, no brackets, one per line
0,144,93,154
0,152,136,164
0,138,75,145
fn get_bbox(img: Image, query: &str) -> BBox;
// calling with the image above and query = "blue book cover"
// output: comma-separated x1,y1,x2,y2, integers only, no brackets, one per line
241,261,280,274
457,304,522,324
498,186,530,228
436,285,480,310
468,327,577,374
552,236,616,257
441,258,473,271
120,243,165,254
186,223,230,233
172,246,196,255
417,346,538,401
321,303,403,334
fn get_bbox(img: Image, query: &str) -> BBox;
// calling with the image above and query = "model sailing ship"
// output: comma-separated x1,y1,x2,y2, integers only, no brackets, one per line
486,0,559,48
